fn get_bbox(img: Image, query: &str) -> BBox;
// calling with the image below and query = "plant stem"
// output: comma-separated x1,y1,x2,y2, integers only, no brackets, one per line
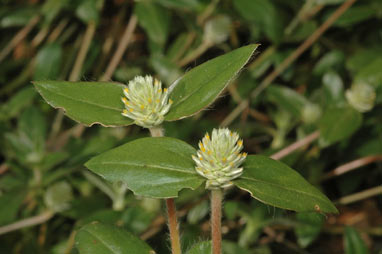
0,210,54,236
149,126,182,254
270,130,320,160
178,40,211,67
149,126,164,137
0,15,40,63
322,154,382,181
100,15,138,81
335,186,382,205
166,199,182,254
69,21,97,81
211,189,223,254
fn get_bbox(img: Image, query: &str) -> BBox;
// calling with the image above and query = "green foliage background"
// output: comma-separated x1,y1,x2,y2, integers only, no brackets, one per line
0,0,381,253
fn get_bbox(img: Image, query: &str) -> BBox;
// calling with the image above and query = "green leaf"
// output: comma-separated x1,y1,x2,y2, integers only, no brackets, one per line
134,1,170,46
0,86,36,121
233,155,338,213
187,200,209,224
0,190,26,226
34,43,63,80
355,58,382,88
33,81,133,127
319,105,362,146
85,137,204,198
295,212,324,248
156,0,204,11
322,71,345,105
186,241,251,254
344,226,369,254
313,50,345,76
75,222,154,254
166,33,190,62
266,85,308,117
41,0,69,24
0,8,36,28
186,241,211,254
165,44,258,121
76,0,102,24
333,6,376,27
150,54,182,85
233,0,283,43
7,106,48,164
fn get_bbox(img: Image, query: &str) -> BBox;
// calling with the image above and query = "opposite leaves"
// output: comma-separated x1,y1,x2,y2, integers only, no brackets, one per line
75,222,154,254
233,155,338,213
33,44,258,126
85,137,205,198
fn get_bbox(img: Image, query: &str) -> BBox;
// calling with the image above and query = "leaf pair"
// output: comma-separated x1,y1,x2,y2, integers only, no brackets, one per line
85,137,338,214
34,44,259,127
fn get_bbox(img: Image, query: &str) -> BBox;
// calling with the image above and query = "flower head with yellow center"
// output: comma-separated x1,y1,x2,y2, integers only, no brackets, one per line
192,128,247,189
121,75,173,128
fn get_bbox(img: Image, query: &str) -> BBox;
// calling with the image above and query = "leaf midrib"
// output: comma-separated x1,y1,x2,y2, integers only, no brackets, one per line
238,175,330,205
172,51,248,109
92,161,198,175
83,228,121,254
41,85,123,112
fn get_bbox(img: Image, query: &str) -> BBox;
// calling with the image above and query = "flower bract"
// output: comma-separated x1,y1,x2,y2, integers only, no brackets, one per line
192,128,247,189
121,75,172,128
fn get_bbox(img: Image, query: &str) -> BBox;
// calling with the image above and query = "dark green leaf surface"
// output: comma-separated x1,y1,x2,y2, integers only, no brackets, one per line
33,81,133,127
0,190,26,226
344,226,369,254
334,6,376,27
186,241,211,254
266,85,308,117
34,43,63,80
233,156,338,213
75,222,154,254
76,0,101,24
319,105,362,146
85,137,204,198
165,44,258,120
234,0,283,43
355,58,382,87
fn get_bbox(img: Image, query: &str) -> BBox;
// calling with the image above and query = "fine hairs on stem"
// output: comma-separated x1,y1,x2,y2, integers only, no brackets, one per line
149,126,182,254
211,189,223,254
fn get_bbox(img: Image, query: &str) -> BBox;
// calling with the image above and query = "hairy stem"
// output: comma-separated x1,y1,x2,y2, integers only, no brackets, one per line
149,126,164,137
211,189,223,254
166,199,182,254
149,126,182,254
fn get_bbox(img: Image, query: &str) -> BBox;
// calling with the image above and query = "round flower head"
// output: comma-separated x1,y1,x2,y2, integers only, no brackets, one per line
192,128,247,189
121,75,173,128
345,82,376,113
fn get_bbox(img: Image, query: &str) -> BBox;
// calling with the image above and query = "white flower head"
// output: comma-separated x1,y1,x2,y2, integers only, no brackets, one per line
345,82,376,113
192,128,247,190
121,75,173,128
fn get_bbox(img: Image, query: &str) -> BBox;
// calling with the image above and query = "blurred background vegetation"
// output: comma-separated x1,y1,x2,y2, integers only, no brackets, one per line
0,0,381,253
